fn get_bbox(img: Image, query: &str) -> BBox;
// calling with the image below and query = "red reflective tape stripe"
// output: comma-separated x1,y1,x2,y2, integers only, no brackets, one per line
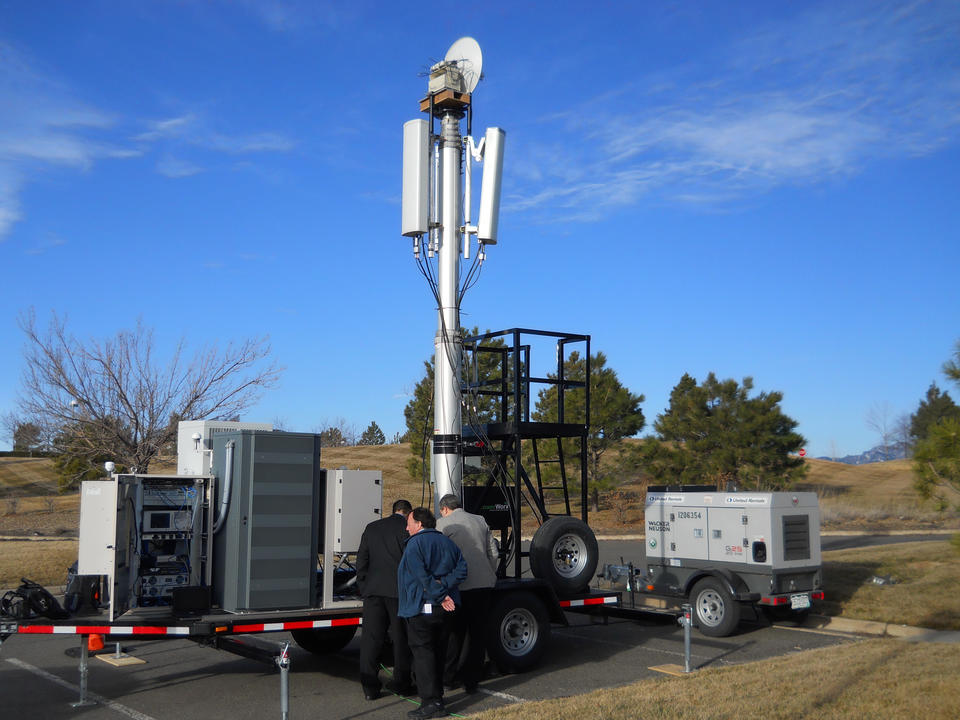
284,621,316,630
17,625,55,634
559,596,615,608
76,626,114,634
331,617,361,627
232,624,266,633
131,627,170,635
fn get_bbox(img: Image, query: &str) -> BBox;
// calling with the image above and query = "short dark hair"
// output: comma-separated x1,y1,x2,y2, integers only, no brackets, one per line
392,499,413,515
438,494,461,511
411,506,436,529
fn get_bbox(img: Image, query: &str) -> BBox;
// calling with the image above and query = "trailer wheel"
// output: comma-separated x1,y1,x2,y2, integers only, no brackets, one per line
691,577,740,637
291,625,358,654
486,591,550,673
529,516,599,594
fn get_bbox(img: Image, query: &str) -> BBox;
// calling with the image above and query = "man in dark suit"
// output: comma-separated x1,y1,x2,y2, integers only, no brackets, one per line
356,498,414,700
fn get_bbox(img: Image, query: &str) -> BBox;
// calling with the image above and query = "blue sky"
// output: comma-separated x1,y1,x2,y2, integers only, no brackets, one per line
1,1,958,458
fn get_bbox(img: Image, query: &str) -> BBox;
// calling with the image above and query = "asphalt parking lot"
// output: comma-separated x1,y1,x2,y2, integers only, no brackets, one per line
1,607,854,720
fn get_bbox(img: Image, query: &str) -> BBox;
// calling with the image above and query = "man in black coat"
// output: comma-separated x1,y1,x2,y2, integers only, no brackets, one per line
356,498,415,699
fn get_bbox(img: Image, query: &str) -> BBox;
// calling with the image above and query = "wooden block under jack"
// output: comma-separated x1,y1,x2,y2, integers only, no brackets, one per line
97,652,146,667
649,663,694,677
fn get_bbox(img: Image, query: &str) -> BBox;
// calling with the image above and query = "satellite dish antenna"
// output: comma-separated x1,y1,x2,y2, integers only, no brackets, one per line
445,37,483,93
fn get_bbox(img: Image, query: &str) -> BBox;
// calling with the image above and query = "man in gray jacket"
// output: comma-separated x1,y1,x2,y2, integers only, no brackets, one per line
436,493,499,693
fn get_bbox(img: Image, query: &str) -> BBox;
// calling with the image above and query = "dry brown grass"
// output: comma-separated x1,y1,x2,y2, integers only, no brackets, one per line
473,639,960,720
821,540,960,630
0,457,60,497
798,458,959,530
0,539,78,590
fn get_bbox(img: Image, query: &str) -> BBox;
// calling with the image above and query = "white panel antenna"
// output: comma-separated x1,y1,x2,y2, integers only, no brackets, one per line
401,119,430,237
477,127,505,244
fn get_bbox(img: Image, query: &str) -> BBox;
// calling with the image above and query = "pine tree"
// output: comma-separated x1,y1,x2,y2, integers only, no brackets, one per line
532,351,645,511
909,382,960,445
402,328,505,483
913,340,960,512
639,373,806,490
358,421,386,446
403,359,435,483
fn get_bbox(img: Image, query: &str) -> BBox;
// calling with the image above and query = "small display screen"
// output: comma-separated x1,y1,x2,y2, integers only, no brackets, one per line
149,512,171,529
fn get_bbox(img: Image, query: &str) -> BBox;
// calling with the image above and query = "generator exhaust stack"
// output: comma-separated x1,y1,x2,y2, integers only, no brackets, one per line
401,37,505,504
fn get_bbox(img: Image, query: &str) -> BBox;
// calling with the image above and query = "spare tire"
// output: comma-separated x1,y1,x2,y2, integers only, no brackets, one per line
529,516,599,594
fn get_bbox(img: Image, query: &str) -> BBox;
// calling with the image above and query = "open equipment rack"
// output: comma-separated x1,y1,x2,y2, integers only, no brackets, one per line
460,327,591,580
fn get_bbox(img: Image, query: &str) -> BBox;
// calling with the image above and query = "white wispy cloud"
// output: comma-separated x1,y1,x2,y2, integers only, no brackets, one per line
0,36,296,239
157,154,203,178
0,41,139,239
134,114,196,142
24,231,67,256
133,114,295,177
232,0,356,34
507,0,960,221
206,132,294,154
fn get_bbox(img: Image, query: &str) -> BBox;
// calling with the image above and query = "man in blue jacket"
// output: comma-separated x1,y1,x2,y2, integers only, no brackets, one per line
398,506,467,719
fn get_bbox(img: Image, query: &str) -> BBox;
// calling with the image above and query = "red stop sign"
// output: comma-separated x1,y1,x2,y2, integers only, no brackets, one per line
798,448,807,457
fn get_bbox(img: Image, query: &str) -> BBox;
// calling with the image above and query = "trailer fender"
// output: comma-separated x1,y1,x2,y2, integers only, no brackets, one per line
683,568,750,602
494,578,567,625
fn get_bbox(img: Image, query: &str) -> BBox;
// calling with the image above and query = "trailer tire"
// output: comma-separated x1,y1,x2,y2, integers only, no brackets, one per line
486,591,550,673
691,577,740,637
529,517,599,594
291,625,358,654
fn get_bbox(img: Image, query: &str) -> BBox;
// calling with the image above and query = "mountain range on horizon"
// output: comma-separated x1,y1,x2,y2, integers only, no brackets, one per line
817,444,909,465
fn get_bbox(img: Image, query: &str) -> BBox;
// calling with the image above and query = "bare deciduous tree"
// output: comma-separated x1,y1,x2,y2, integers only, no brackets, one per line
865,401,895,460
314,417,357,447
16,310,281,476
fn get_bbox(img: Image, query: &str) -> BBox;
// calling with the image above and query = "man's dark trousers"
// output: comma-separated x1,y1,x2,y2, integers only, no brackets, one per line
444,587,492,689
360,595,411,693
406,611,449,706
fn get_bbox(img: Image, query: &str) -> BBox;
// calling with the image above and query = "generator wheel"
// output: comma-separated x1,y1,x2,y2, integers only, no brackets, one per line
486,591,550,673
691,577,740,637
291,625,358,654
529,516,599,594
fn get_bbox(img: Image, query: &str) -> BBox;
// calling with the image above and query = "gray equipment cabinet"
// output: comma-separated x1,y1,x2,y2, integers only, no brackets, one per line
211,430,323,612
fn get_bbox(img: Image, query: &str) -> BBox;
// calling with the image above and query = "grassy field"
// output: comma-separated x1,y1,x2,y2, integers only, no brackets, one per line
820,540,960,630
472,639,960,720
0,456,60,497
2,446,958,542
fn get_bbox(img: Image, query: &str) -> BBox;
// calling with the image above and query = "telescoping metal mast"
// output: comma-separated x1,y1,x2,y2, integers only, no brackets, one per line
401,37,505,504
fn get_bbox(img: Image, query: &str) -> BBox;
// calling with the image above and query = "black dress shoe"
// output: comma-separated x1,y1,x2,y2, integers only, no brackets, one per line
363,688,381,701
463,683,478,695
407,702,446,719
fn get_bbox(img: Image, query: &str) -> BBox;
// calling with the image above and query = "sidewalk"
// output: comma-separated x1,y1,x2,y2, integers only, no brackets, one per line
799,614,960,643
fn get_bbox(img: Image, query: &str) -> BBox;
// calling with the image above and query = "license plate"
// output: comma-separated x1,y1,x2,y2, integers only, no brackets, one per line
790,593,810,610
